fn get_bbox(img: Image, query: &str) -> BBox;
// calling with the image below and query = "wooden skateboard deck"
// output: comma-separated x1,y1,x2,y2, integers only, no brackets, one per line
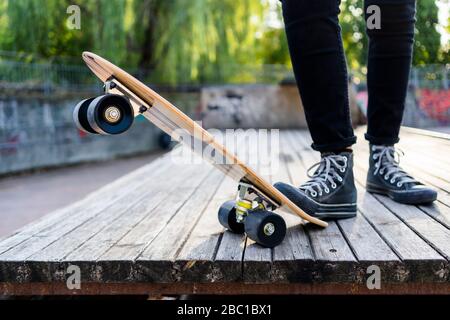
80,52,328,229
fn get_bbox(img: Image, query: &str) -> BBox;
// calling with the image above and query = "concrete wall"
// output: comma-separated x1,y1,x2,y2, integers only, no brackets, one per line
200,84,307,129
0,90,200,175
0,83,363,175
199,83,362,129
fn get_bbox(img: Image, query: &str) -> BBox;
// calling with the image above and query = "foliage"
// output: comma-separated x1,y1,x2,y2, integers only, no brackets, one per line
0,0,447,84
414,0,442,65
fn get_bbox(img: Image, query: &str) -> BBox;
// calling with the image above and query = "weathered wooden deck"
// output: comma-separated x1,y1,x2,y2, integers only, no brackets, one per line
1,128,450,295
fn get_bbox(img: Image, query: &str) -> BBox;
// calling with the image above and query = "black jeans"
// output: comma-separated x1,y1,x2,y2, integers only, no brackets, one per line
281,0,416,152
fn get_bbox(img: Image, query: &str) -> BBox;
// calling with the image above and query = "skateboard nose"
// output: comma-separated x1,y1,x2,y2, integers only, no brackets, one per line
82,51,95,63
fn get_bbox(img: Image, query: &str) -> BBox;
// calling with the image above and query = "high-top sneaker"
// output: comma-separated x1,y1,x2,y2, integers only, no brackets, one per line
274,152,357,219
366,145,437,204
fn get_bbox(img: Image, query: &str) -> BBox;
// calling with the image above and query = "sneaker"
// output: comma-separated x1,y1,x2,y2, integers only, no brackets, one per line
274,152,357,219
366,145,437,204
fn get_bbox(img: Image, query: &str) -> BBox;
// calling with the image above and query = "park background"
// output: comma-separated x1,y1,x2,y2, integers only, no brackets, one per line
0,0,449,174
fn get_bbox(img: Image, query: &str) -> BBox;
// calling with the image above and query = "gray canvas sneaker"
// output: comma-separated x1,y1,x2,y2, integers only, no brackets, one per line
366,145,437,204
274,152,357,219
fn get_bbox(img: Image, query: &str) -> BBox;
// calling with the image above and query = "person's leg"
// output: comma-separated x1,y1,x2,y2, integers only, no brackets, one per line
281,0,356,152
275,0,357,219
364,0,437,204
365,0,415,144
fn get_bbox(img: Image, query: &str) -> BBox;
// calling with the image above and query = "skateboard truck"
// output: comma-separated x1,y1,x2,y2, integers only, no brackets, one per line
217,180,286,247
235,181,277,222
104,78,153,113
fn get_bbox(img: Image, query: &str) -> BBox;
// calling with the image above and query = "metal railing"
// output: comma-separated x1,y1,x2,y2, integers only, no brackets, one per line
0,58,294,91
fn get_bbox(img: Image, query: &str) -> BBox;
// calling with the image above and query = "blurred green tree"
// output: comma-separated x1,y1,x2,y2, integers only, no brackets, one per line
0,0,447,83
413,0,443,65
337,0,445,71
339,0,367,71
137,0,267,83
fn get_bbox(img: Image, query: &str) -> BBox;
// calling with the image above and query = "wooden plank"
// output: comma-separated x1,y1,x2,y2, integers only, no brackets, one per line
87,165,214,281
0,162,206,283
31,162,202,261
135,169,226,282
207,132,257,283
174,175,239,282
336,214,402,282
371,191,450,260
418,201,450,230
241,130,277,283
436,194,450,208
270,132,314,282
285,131,359,282
56,166,213,270
352,165,448,281
0,155,170,255
0,156,173,262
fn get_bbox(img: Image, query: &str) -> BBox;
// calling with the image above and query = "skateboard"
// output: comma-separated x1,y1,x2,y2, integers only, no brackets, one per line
73,52,328,248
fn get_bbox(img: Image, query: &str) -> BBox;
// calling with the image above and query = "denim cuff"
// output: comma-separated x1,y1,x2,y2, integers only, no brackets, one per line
311,135,357,152
364,133,400,146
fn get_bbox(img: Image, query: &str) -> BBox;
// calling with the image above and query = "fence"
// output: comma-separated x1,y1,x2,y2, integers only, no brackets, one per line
0,59,293,91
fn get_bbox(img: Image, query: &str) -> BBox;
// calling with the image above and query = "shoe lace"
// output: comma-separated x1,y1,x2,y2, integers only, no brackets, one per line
300,154,348,197
372,145,417,187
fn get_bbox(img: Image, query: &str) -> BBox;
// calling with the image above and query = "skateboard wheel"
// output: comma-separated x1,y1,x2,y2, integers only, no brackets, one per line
87,94,134,135
73,98,99,134
158,132,174,150
244,210,286,248
218,200,245,234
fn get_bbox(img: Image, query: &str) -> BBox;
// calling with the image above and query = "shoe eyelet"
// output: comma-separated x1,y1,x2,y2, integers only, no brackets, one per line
375,163,379,167
397,182,403,187
324,188,330,193
372,155,377,160
331,183,337,189
318,192,322,196
310,191,317,197
339,168,345,173
379,169,384,175
390,178,396,184
384,175,389,180
337,176,343,182
372,146,376,151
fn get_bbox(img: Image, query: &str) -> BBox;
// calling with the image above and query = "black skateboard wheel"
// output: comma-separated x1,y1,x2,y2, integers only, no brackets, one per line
87,94,134,135
244,210,286,248
218,200,245,234
73,98,98,134
158,132,174,150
